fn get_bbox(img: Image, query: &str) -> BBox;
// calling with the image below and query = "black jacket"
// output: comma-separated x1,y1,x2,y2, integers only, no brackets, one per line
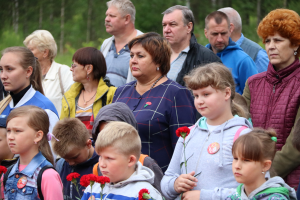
176,34,222,86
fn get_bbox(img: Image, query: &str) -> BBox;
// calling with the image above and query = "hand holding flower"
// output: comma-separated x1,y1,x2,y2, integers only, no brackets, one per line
174,171,198,193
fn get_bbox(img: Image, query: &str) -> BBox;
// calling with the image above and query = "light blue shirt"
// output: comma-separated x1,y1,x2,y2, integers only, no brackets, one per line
236,34,269,73
167,46,190,81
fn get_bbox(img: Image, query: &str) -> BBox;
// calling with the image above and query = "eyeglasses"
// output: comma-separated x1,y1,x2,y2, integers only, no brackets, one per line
71,63,78,69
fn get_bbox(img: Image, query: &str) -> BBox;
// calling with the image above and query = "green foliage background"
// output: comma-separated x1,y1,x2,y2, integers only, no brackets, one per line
0,0,299,66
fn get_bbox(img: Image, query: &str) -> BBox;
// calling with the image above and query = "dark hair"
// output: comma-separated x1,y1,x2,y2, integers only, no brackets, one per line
232,128,277,162
72,47,107,81
162,5,195,33
205,11,230,29
184,62,247,118
128,32,171,76
2,47,44,94
6,106,53,165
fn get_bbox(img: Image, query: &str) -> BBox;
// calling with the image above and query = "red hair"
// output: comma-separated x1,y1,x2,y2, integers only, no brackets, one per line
257,9,300,57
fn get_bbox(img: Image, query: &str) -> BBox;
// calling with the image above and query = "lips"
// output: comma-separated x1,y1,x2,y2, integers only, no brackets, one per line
132,67,138,71
234,172,242,177
2,82,9,86
101,171,109,175
8,143,15,147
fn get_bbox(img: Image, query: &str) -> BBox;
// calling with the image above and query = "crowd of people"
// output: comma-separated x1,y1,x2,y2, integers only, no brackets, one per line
0,0,300,199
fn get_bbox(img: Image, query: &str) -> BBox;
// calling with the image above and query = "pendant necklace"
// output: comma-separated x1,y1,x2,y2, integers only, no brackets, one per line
82,90,97,105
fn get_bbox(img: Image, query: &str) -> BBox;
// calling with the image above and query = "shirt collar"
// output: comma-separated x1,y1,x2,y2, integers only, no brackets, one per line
182,46,190,53
235,33,245,46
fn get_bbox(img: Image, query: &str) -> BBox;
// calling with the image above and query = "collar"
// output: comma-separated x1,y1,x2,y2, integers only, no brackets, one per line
110,40,130,52
44,61,60,80
182,46,190,53
8,152,46,178
235,33,245,46
10,84,31,106
9,86,36,108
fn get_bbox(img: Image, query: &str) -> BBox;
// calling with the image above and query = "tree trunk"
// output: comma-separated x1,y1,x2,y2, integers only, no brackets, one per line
13,0,19,33
39,3,43,29
283,0,287,8
257,0,261,26
60,0,65,55
23,0,28,36
86,0,92,43
49,0,53,27
186,0,190,9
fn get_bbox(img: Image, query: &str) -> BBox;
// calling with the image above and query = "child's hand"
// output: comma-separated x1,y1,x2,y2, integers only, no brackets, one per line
174,171,198,193
182,190,200,200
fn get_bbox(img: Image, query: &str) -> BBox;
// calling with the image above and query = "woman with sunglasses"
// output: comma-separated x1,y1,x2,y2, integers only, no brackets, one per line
60,47,116,135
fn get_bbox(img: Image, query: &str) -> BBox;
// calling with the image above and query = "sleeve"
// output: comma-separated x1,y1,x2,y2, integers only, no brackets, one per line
272,106,300,177
161,137,184,199
81,185,92,200
60,65,74,93
238,57,257,94
144,157,164,195
242,80,251,110
45,109,59,161
254,49,269,73
169,88,196,149
41,168,63,200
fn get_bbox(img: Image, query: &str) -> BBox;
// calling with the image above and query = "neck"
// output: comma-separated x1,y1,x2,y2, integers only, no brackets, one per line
171,34,191,54
274,57,296,71
81,79,99,93
244,175,266,197
88,146,94,160
136,73,166,95
230,32,241,42
114,26,137,45
206,106,234,126
39,59,52,76
19,149,39,165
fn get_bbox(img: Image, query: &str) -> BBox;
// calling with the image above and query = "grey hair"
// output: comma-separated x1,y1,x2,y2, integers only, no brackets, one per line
162,5,195,33
218,7,242,33
107,0,136,23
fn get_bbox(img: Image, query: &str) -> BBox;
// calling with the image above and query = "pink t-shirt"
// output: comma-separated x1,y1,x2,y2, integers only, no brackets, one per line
1,165,63,200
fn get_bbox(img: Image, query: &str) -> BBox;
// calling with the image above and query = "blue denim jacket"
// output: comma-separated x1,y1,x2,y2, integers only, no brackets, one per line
4,152,52,200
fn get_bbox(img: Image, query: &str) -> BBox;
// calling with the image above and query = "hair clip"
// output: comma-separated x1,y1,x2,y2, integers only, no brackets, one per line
271,136,277,142
47,132,59,141
34,57,38,60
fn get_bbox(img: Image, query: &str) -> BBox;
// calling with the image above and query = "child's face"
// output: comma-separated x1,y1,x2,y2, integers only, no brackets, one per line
63,140,92,166
0,128,14,161
98,145,135,183
6,116,40,155
193,86,231,121
232,152,266,186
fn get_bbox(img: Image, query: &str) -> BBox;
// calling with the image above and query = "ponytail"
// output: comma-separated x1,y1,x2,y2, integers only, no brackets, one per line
231,101,247,118
30,58,44,95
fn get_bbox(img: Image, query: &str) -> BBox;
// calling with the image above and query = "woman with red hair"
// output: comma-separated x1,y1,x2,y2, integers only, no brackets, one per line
243,9,300,189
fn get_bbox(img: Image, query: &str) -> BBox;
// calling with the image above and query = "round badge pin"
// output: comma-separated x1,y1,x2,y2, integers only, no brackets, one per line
17,176,27,189
207,142,220,154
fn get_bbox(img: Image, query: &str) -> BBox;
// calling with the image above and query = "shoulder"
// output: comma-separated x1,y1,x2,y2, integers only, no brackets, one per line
31,91,56,109
41,168,60,179
248,71,268,84
128,182,163,200
114,81,135,96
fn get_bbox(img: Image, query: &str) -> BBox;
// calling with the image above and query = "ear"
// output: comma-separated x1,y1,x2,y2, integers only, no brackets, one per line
229,22,234,33
34,130,44,144
204,28,208,39
26,66,33,78
224,87,231,101
187,22,193,34
86,64,93,75
262,160,272,172
43,49,50,58
86,138,92,149
124,14,131,24
128,155,137,167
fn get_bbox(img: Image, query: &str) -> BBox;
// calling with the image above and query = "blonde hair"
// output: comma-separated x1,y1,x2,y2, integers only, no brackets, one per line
23,30,57,62
52,118,90,157
6,106,54,165
183,62,246,118
95,121,141,160
107,0,136,23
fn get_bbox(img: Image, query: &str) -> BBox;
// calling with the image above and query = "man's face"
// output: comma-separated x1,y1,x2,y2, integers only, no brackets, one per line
105,6,126,35
205,19,231,53
162,9,192,46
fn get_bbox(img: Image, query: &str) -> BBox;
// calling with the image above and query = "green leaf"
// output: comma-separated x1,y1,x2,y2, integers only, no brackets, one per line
180,162,184,169
194,172,202,177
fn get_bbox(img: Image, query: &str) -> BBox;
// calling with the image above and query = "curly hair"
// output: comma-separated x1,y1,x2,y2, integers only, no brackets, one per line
257,9,300,57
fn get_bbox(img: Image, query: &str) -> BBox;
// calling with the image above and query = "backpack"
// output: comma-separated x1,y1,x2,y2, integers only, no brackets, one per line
3,164,55,200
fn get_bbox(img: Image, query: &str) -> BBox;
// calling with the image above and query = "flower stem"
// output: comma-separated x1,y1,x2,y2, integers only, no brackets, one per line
183,142,187,174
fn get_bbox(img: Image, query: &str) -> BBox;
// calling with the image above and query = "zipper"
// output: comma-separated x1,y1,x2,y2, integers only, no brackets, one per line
194,130,211,172
273,85,275,93
266,84,276,124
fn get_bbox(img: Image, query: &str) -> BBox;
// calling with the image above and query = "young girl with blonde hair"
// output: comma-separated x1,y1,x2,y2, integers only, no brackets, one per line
226,129,296,199
1,106,63,200
161,62,252,200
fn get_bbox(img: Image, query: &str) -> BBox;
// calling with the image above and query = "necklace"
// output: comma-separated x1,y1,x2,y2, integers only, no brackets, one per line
82,90,97,105
135,75,165,90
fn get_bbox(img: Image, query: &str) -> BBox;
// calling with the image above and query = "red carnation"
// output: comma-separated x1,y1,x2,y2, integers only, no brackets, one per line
138,188,151,200
80,175,91,187
0,166,7,174
66,172,80,181
175,126,190,139
96,176,110,185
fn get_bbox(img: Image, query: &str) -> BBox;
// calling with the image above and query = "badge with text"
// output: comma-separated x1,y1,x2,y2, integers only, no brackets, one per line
17,176,27,189
207,142,220,154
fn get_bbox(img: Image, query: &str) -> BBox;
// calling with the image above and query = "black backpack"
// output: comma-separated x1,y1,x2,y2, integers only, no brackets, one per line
3,165,55,200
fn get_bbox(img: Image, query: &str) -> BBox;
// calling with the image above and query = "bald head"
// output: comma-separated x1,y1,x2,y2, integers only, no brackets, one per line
218,7,242,34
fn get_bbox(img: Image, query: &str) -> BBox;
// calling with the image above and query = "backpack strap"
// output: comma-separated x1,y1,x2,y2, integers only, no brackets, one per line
58,67,65,96
139,154,149,165
93,163,99,176
3,165,14,188
37,165,56,200
234,126,248,142
55,158,65,175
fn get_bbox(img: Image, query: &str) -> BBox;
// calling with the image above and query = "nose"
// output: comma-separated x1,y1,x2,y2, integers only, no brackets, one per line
163,25,171,34
216,34,223,42
233,159,241,169
0,70,7,80
105,15,110,22
99,157,106,168
130,55,138,64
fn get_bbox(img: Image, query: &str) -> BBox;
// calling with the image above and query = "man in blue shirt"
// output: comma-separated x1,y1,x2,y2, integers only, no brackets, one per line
219,7,269,73
204,11,258,94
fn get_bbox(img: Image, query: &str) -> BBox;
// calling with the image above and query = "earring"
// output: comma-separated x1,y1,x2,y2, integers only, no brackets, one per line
87,73,90,81
262,171,265,174
294,51,297,56
34,141,37,144
156,67,159,71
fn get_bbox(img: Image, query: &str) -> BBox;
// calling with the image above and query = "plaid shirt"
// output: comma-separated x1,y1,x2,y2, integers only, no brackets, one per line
113,79,196,171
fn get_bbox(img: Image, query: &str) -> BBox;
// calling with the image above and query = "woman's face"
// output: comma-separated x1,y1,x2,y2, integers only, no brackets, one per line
265,32,298,70
0,52,31,94
27,43,46,62
70,61,88,83
129,44,161,80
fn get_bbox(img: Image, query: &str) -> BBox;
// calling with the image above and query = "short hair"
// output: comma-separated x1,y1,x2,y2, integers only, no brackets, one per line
218,7,242,33
205,11,230,29
52,118,90,157
95,121,141,160
72,47,107,81
184,62,246,118
128,32,171,76
232,128,277,162
162,5,195,33
23,30,57,62
107,0,136,23
257,9,300,57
